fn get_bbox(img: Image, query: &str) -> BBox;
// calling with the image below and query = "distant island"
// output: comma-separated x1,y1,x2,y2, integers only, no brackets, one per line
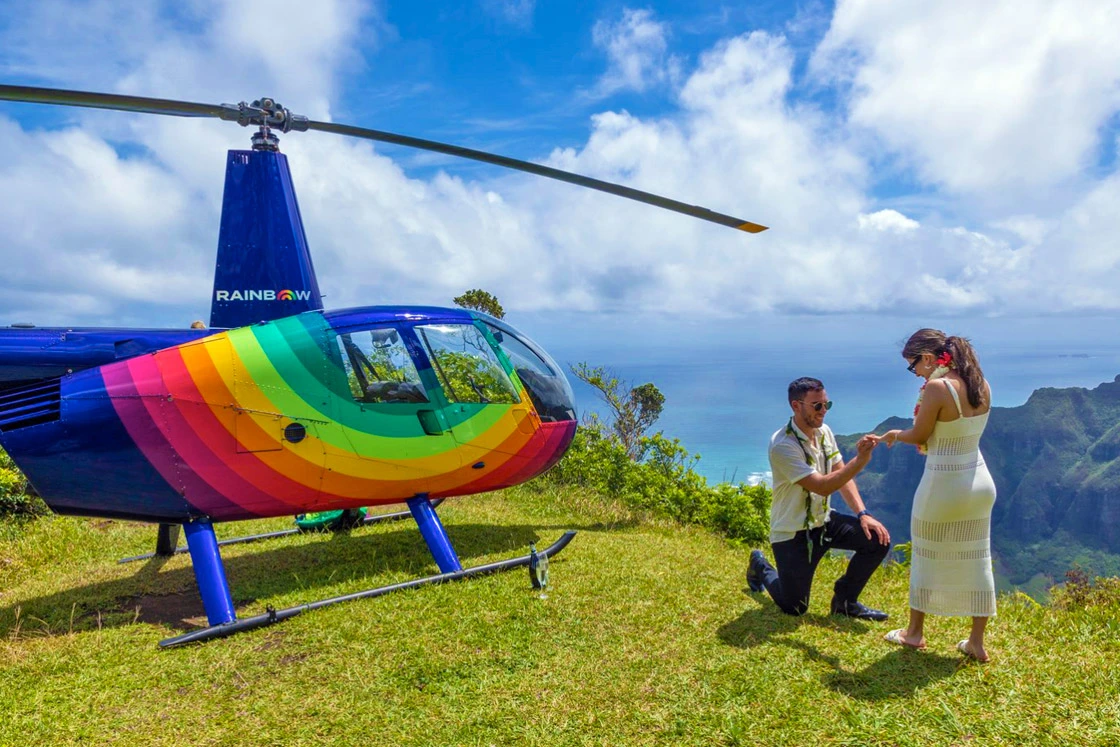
836,374,1120,594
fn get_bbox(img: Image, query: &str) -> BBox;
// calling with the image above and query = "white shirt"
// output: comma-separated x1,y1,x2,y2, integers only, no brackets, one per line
767,420,842,543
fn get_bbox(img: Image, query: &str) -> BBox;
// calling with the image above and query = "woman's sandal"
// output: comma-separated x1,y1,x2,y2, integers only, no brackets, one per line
884,628,926,649
957,640,990,663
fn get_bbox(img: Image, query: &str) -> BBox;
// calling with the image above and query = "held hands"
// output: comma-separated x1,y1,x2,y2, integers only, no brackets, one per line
855,434,879,462
878,430,901,448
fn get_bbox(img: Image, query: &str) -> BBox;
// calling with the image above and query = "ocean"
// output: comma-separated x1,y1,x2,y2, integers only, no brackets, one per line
518,312,1120,485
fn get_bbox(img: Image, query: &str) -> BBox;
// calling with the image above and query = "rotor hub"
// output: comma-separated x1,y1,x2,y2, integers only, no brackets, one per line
216,96,310,148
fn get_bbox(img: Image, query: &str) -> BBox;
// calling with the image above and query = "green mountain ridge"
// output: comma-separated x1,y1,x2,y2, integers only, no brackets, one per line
835,374,1120,584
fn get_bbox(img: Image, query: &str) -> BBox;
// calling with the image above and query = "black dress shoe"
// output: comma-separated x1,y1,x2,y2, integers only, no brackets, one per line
830,598,889,621
747,549,767,593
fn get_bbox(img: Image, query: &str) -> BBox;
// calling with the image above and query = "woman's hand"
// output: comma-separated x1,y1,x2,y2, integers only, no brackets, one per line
881,430,901,447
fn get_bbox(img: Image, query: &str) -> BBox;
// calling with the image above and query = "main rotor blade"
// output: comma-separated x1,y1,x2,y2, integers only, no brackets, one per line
308,120,767,233
0,83,768,233
0,84,226,119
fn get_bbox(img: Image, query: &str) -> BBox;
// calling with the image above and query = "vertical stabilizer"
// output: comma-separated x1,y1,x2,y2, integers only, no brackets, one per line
210,150,323,329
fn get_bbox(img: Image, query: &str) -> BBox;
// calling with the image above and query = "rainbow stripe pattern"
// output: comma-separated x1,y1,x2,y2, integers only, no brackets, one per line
17,307,575,523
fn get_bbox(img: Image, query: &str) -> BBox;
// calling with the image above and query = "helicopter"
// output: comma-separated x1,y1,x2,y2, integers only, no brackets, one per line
0,84,766,647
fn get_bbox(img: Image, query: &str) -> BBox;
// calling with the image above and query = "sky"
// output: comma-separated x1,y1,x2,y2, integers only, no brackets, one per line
1,0,1120,335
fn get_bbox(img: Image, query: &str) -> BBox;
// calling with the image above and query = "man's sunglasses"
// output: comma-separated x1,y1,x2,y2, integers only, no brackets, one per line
800,400,833,412
906,357,920,373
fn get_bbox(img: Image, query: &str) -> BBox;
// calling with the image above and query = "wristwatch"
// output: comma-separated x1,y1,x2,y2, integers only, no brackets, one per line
856,510,872,519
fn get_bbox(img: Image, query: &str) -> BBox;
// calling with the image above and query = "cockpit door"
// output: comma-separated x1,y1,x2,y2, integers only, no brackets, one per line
323,325,463,502
413,322,537,464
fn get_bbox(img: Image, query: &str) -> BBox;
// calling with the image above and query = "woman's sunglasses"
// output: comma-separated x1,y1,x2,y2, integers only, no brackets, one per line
800,400,833,412
907,357,920,373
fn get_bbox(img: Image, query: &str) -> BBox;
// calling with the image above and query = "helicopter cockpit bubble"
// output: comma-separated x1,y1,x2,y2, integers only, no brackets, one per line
484,321,576,423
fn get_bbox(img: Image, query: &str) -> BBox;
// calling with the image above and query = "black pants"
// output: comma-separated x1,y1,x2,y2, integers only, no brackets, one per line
759,512,890,616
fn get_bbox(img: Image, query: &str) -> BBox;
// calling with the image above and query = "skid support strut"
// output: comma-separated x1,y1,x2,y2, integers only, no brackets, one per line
155,523,181,556
183,520,236,627
407,494,462,573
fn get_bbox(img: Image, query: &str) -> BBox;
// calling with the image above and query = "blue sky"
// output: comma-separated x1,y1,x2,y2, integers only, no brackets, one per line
1,0,1120,332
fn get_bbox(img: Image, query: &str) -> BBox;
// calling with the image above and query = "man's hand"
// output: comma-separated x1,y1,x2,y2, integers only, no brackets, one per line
855,434,878,462
860,514,890,545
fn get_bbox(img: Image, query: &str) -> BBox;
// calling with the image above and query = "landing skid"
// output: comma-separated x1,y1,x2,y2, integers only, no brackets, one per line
159,530,576,648
117,500,444,564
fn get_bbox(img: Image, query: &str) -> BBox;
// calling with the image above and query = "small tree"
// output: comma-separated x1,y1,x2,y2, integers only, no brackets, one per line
453,289,505,319
570,363,665,460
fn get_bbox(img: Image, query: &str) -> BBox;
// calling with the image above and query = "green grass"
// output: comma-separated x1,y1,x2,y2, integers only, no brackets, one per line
1,485,1119,746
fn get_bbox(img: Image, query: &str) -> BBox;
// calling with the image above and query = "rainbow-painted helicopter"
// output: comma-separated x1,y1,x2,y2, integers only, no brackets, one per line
0,85,766,646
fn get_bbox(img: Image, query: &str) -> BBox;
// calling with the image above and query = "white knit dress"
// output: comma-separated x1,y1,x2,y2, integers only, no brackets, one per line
910,381,997,617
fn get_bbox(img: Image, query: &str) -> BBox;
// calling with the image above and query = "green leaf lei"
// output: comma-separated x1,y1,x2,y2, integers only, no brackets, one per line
786,418,838,562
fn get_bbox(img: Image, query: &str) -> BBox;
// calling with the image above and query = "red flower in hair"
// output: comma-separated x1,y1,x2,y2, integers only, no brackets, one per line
936,352,953,368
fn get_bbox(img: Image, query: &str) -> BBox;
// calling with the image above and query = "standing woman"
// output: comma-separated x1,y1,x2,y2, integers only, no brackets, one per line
879,329,996,662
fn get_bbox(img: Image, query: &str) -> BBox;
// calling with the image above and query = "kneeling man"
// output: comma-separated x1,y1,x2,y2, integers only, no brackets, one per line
748,377,891,620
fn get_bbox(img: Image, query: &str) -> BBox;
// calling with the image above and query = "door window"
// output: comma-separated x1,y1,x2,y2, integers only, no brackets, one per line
416,324,518,404
335,328,428,403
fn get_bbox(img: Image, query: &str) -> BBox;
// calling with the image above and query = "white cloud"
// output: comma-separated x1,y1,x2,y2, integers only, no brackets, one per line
991,215,1049,246
2,0,1120,331
480,0,535,28
1017,164,1120,309
0,0,379,325
591,8,682,97
813,0,1120,197
859,209,919,233
0,118,214,324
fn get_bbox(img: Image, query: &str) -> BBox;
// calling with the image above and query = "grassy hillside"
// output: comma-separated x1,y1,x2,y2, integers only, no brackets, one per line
2,485,1119,746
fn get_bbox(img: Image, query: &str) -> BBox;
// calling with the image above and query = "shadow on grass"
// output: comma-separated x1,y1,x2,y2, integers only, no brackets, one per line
718,602,869,667
821,648,960,700
718,601,960,700
0,520,604,638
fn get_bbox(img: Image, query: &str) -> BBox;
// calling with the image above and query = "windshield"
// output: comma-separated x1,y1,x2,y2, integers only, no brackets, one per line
484,322,576,422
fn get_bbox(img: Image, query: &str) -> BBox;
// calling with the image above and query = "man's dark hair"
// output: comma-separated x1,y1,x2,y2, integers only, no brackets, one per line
788,377,824,403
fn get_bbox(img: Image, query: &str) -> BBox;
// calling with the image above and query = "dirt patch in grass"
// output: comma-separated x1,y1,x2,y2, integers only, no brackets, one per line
118,592,262,632
120,593,209,630
254,630,288,652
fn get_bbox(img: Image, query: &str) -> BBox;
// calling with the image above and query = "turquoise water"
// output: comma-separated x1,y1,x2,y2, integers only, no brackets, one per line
520,312,1120,485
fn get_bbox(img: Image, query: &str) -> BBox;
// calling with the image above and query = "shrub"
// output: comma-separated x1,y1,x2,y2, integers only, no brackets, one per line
0,449,47,518
1053,567,1120,610
891,541,913,567
701,482,771,544
452,289,505,319
540,421,771,545
569,364,665,460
